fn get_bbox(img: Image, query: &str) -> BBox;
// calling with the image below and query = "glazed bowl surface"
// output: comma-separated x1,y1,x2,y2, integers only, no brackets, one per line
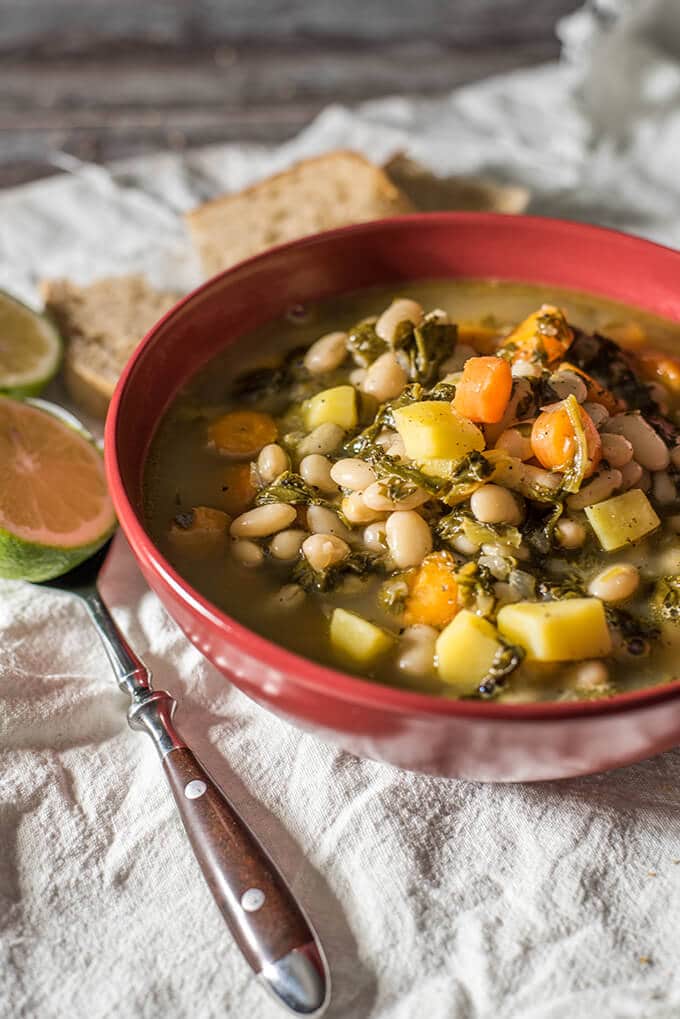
105,213,680,781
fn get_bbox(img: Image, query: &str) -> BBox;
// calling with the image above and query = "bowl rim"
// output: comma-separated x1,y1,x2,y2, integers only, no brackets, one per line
105,210,680,723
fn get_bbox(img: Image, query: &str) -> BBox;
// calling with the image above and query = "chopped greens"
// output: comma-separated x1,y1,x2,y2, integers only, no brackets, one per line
478,641,525,698
652,576,680,621
292,549,379,593
561,394,589,494
255,471,337,512
391,319,457,384
347,320,387,367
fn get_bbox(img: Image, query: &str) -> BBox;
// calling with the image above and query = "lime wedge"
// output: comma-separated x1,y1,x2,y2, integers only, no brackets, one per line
0,289,62,397
0,396,116,581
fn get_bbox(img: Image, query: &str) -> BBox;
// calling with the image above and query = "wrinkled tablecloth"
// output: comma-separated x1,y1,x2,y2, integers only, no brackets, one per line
3,2,680,1017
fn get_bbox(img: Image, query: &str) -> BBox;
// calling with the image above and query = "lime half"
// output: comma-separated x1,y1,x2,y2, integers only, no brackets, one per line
0,289,62,397
0,396,116,581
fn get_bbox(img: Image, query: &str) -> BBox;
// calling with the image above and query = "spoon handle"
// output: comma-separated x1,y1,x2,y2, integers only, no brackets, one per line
160,744,328,1015
84,592,329,1016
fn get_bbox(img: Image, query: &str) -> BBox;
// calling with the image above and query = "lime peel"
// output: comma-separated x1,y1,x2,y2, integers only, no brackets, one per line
0,397,116,582
0,288,62,397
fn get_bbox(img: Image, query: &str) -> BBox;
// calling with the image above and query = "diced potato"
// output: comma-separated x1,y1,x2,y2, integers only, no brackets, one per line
169,506,230,553
585,489,661,552
497,598,612,662
303,385,357,431
393,401,485,461
330,608,395,666
435,610,504,693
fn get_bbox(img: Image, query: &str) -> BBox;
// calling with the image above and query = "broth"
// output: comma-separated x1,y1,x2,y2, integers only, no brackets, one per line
144,280,680,702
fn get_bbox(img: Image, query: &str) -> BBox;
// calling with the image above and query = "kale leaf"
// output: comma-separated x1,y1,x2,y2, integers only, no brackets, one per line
292,549,380,593
347,320,387,368
391,319,457,384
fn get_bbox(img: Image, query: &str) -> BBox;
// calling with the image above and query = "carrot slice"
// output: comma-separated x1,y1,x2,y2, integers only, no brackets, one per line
635,348,680,395
557,362,624,414
531,401,601,478
221,462,257,516
169,506,230,553
501,305,573,366
453,355,512,424
404,551,459,628
208,410,277,458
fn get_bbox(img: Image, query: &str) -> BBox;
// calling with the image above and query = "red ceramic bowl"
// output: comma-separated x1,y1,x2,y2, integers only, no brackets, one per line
105,213,680,782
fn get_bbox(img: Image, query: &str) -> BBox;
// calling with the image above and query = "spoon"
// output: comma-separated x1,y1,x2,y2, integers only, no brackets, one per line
40,538,330,1016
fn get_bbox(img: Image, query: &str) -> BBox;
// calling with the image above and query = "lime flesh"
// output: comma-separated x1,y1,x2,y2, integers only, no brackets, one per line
0,289,62,397
0,397,116,581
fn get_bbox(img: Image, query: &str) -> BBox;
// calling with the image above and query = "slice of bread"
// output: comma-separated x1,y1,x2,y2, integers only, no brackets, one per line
384,153,530,215
185,149,416,277
41,275,178,418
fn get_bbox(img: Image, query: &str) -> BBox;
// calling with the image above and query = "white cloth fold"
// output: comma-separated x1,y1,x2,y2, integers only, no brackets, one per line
3,3,680,1016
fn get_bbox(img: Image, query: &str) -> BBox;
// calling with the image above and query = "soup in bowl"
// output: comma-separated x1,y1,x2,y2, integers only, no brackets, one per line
106,214,680,781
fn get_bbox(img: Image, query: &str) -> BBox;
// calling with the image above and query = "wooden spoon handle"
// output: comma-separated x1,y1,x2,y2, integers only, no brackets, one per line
162,746,328,1015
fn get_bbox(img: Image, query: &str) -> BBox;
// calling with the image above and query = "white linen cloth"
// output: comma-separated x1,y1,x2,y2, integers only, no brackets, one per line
3,3,680,1016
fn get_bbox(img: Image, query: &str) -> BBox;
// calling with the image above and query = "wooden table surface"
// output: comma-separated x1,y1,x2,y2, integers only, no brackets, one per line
0,0,580,190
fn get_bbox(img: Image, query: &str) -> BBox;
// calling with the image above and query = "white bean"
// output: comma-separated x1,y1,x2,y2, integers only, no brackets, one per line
230,503,297,538
306,505,353,542
363,481,429,512
566,469,623,510
572,660,609,692
555,518,587,549
582,402,610,428
619,459,643,491
653,470,676,505
452,534,480,556
491,457,563,500
270,584,306,611
397,625,438,678
470,484,523,526
549,371,588,403
481,541,530,563
349,367,367,387
269,528,307,560
341,492,385,525
375,298,424,344
301,533,350,572
588,563,640,602
385,511,432,569
386,435,407,460
303,331,348,374
375,429,398,450
494,427,533,461
362,520,388,552
300,454,338,493
257,443,290,483
330,458,376,491
600,432,634,468
639,468,652,493
671,444,680,469
603,412,670,470
362,351,408,403
511,360,543,379
231,539,264,567
298,423,345,457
